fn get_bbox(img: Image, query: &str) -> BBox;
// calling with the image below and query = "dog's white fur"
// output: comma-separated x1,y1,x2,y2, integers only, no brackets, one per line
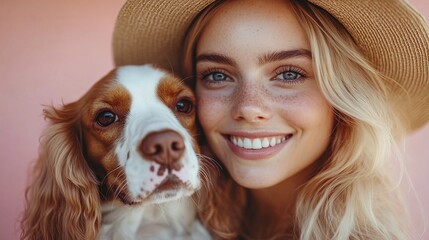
21,65,211,240
99,66,209,239
100,200,209,239
114,66,200,203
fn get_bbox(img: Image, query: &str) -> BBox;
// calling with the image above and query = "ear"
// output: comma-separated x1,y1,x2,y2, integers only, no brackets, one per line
21,103,101,240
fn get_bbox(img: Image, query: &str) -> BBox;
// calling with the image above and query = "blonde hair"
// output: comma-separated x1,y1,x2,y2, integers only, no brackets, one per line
183,0,410,239
290,1,409,239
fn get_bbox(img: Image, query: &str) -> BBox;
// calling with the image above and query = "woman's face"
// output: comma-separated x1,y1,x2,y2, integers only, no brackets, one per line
195,0,334,189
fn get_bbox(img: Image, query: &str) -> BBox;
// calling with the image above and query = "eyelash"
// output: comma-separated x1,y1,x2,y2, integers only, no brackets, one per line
199,65,307,85
273,65,307,85
199,68,230,85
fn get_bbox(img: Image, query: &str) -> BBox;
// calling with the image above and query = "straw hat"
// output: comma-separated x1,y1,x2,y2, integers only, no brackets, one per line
112,0,429,132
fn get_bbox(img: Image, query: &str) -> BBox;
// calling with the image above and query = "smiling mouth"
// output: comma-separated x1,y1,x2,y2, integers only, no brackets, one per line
228,134,293,150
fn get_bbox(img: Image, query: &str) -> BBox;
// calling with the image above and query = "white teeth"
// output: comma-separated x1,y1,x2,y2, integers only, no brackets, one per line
230,135,290,149
243,138,252,148
252,138,262,149
262,138,269,148
237,138,244,147
270,137,276,147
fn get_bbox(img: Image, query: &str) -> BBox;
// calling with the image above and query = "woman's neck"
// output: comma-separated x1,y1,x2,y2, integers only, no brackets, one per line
243,161,321,238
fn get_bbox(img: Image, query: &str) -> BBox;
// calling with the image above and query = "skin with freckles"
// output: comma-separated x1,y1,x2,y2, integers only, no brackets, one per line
195,0,335,221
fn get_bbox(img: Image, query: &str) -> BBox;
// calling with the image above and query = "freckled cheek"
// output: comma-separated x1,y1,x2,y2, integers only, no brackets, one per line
196,91,231,130
276,93,334,130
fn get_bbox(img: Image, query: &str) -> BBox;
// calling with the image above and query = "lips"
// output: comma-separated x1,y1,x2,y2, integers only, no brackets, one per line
229,134,292,149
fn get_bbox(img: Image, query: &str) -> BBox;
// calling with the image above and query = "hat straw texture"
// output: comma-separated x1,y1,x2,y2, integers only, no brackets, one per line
113,0,215,72
308,0,429,131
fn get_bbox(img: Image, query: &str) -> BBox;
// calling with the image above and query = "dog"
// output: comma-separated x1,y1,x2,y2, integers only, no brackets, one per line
21,65,211,240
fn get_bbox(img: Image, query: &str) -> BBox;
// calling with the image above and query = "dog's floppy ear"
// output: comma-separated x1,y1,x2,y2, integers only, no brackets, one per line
21,102,101,240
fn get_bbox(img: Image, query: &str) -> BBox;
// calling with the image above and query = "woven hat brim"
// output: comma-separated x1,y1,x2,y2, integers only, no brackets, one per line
308,0,429,132
113,0,216,72
112,0,429,132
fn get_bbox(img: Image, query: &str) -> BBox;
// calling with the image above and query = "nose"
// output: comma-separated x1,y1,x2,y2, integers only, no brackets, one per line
232,83,272,122
139,130,184,172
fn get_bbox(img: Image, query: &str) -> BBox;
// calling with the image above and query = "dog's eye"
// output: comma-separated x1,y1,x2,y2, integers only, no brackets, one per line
96,111,118,127
176,99,193,114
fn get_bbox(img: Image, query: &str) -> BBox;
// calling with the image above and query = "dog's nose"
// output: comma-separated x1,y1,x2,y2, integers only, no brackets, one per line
139,130,185,172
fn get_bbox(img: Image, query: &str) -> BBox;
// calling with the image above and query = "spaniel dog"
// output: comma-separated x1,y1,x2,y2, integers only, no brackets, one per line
21,65,211,239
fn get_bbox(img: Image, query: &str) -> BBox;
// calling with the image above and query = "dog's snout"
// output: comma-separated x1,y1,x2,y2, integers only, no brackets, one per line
140,130,185,171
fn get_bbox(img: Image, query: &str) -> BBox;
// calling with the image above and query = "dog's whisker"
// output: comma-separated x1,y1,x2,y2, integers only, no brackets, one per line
115,172,127,195
166,59,175,77
196,154,221,193
101,165,122,185
114,179,128,200
198,165,211,182
200,170,215,194
108,171,126,198
180,75,196,85
198,154,222,172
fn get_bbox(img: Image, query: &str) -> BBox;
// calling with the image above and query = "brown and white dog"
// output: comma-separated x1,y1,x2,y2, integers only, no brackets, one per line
21,65,211,240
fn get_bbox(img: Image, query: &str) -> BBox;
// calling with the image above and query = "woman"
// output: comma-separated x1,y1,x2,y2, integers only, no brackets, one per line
113,0,429,239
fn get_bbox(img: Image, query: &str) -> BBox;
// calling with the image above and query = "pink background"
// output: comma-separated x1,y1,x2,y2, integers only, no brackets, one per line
0,0,428,239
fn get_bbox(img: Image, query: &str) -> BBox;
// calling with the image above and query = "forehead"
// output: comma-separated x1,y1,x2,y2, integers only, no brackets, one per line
197,0,309,55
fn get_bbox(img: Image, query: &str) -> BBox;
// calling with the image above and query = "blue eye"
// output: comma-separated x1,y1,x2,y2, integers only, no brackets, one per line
199,68,231,87
209,72,227,81
273,66,306,84
280,71,300,80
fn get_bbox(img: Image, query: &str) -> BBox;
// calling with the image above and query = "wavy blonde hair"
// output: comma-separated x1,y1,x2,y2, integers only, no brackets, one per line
183,0,410,239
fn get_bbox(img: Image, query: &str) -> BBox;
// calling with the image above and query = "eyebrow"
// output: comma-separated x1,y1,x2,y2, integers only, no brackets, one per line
259,49,312,65
196,53,237,67
196,49,312,67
